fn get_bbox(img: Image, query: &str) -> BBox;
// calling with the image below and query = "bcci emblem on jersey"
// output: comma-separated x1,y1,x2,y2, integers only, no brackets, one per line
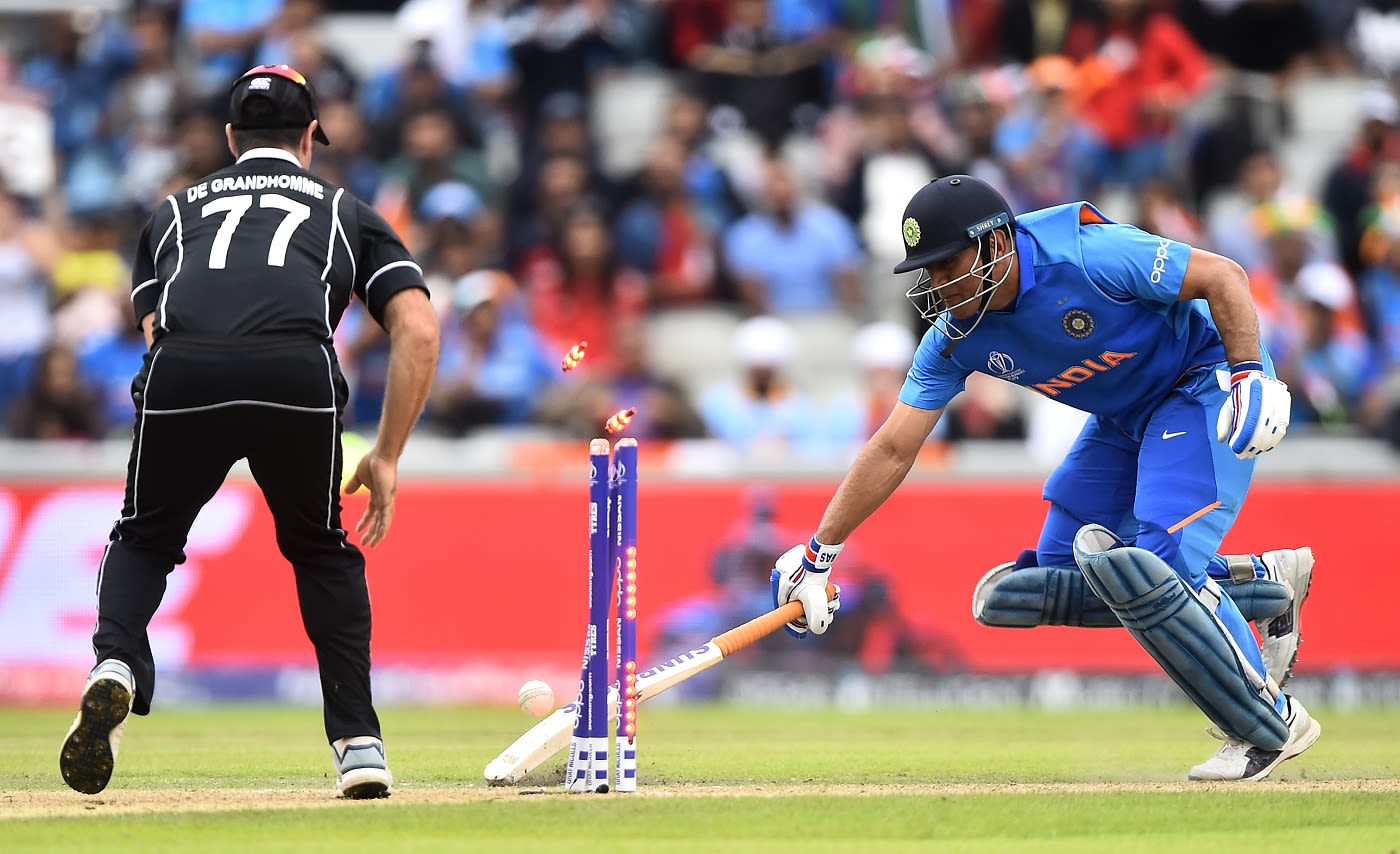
1062,308,1095,338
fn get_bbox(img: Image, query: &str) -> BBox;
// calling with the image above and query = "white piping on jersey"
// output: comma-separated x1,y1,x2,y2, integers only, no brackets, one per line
115,347,163,541
156,195,184,332
318,345,347,547
363,260,422,304
131,277,158,301
334,203,356,283
143,400,337,415
320,187,344,338
236,147,302,166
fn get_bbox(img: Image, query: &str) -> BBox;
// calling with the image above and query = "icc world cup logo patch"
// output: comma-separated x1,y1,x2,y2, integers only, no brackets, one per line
1062,309,1094,338
903,217,921,248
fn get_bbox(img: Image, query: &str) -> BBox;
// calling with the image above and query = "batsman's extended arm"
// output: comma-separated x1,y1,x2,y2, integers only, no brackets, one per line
815,402,944,545
1177,248,1260,368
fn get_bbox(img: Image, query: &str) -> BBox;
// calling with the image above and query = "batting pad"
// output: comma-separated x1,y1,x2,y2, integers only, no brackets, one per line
975,563,1291,629
974,564,1121,627
1073,525,1289,750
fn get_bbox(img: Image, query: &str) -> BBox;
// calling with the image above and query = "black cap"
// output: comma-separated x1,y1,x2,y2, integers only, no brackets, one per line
893,175,1013,273
228,64,330,146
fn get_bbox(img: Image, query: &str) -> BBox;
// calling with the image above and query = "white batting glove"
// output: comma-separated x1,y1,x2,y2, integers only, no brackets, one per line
1217,361,1291,459
771,539,842,638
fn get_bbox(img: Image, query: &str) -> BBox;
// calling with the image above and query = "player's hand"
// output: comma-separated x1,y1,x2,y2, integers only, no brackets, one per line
770,539,842,638
345,449,398,547
1217,362,1291,459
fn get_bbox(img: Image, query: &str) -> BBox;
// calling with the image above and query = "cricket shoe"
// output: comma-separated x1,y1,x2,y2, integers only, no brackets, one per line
60,659,134,794
333,737,393,799
1257,547,1314,687
1188,695,1321,781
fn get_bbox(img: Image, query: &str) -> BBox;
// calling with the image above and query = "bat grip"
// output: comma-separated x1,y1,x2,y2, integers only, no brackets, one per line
713,583,837,657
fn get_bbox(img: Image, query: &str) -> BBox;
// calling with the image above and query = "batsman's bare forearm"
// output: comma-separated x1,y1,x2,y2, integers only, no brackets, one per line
1178,248,1261,366
376,289,440,460
815,402,943,544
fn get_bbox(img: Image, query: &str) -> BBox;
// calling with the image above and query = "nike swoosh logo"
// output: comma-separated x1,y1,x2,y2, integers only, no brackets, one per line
1162,430,1187,439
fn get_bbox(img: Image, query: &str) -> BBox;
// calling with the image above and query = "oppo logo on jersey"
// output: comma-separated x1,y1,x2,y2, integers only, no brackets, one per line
1032,351,1137,397
1150,238,1170,284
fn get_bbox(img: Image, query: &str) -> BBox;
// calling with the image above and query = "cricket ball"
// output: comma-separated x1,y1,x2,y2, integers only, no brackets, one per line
517,680,555,717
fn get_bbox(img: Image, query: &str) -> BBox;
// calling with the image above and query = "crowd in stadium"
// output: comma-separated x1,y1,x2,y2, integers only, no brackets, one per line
2,0,1399,454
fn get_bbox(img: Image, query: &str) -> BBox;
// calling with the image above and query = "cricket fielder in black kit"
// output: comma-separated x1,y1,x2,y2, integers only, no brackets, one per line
59,64,439,799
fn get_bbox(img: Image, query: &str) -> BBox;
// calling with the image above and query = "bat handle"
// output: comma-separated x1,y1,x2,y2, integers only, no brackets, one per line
713,583,837,656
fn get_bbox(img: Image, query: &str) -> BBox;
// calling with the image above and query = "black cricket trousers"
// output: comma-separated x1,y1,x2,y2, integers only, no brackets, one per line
92,334,380,742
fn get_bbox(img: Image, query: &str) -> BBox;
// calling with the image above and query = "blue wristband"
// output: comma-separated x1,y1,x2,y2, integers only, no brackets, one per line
1230,360,1264,378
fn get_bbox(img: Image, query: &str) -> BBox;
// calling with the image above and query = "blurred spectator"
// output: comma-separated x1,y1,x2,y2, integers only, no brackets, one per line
173,110,234,177
993,55,1092,212
107,3,191,210
518,199,648,367
505,0,633,133
1206,149,1296,270
78,317,147,430
1001,0,1102,64
6,344,106,440
835,95,950,268
19,11,133,164
1292,264,1377,424
430,271,555,434
1136,176,1205,245
506,152,593,270
360,40,482,162
1347,0,1400,78
1322,82,1400,276
254,0,356,105
1066,0,1212,193
380,107,494,215
312,98,382,202
0,187,56,417
615,136,722,306
698,315,825,454
822,321,934,453
509,91,615,240
179,0,284,96
945,70,1014,195
661,87,745,231
943,373,1029,440
1247,203,1373,423
537,317,708,439
722,158,862,315
50,214,129,351
689,0,828,148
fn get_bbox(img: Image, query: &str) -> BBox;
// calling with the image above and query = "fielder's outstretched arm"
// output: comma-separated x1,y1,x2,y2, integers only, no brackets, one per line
815,402,944,545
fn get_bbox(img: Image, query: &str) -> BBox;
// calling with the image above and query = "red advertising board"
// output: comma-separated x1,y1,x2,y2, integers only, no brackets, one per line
0,478,1390,701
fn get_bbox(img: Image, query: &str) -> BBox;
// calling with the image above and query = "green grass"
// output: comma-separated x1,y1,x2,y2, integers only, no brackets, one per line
3,705,1399,851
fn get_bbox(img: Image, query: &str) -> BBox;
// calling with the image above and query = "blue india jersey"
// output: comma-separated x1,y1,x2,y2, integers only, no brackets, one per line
900,202,1232,439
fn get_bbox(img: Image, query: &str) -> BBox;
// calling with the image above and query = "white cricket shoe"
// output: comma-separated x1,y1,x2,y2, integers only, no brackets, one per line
1188,696,1322,781
60,659,134,794
1258,547,1314,686
333,737,393,799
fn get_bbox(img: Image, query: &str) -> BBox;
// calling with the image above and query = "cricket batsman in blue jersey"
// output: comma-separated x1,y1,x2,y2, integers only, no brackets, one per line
772,175,1321,780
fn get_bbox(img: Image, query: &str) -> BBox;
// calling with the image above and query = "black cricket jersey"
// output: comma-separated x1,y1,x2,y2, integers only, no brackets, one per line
130,148,425,341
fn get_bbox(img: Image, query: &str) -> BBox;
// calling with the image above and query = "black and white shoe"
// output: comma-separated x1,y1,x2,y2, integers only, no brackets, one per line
1257,548,1313,687
1188,696,1322,781
333,737,393,799
60,659,134,794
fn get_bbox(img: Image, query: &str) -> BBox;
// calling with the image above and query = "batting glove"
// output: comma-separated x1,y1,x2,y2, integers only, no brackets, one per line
770,538,842,638
1217,361,1291,459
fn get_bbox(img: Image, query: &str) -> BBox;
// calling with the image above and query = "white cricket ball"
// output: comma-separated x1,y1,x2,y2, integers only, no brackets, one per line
517,680,555,717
